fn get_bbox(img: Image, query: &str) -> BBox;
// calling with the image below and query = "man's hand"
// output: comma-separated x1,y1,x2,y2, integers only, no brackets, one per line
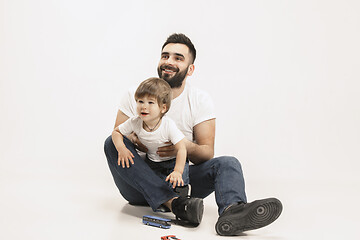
117,147,134,168
128,132,148,153
157,141,176,158
165,170,184,188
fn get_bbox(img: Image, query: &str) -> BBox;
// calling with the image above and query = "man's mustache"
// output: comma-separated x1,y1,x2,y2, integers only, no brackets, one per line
160,64,178,72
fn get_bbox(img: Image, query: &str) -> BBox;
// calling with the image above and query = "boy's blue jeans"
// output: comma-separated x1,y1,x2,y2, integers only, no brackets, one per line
104,135,247,215
143,155,190,187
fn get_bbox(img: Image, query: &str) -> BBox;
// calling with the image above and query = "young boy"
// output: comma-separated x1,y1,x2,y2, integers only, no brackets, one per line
112,77,188,189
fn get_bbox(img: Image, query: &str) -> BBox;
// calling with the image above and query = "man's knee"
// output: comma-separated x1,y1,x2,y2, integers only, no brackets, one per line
214,156,243,171
104,135,113,151
104,135,117,163
104,135,132,152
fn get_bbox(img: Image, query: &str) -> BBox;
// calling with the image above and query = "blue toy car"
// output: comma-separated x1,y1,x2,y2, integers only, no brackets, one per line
142,215,171,229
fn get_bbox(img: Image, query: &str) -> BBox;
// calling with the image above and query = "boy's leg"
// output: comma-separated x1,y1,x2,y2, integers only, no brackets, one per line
189,156,247,215
144,158,190,199
145,158,190,186
104,135,177,211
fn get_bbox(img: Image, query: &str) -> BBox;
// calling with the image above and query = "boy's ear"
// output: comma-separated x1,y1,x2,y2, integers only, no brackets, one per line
161,104,167,114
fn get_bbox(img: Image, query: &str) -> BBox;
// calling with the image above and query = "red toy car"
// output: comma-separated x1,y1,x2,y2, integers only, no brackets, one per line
161,235,181,240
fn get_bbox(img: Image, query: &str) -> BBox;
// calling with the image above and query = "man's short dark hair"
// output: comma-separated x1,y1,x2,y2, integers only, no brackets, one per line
162,33,196,64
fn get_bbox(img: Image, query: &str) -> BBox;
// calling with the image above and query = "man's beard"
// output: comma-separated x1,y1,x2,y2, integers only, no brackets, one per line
157,64,189,88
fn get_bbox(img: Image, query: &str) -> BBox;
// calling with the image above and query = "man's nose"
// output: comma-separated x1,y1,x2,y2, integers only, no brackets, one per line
165,56,175,65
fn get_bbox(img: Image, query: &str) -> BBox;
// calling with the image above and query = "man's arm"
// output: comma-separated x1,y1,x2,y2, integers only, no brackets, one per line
186,119,215,164
157,119,215,165
114,110,130,129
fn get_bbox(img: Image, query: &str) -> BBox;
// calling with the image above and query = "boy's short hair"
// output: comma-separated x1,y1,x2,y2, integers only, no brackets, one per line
135,77,172,114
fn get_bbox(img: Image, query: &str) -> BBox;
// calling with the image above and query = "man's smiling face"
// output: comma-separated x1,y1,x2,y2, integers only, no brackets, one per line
157,43,194,88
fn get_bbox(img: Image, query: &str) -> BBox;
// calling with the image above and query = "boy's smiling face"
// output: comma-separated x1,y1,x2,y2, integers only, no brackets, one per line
136,95,167,126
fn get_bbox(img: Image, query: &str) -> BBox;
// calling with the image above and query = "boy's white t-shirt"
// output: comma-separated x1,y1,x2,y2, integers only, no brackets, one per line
118,116,185,162
118,82,216,143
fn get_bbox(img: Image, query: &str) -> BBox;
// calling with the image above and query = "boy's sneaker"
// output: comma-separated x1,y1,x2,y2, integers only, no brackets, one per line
215,198,282,236
171,196,204,225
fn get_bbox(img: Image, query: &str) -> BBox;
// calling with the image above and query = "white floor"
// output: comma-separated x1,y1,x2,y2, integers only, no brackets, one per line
1,152,359,240
2,1,360,239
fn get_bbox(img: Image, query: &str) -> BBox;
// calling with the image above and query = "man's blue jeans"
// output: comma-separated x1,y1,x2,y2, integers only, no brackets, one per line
104,135,247,215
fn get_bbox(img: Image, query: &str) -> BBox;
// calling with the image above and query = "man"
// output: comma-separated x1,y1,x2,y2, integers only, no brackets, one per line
104,33,282,236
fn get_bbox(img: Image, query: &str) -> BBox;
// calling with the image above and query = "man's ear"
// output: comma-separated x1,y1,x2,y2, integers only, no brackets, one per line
187,64,195,76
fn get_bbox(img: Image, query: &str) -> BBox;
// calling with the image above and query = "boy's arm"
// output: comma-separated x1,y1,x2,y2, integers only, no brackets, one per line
114,110,148,152
112,127,134,168
173,139,187,174
165,139,187,188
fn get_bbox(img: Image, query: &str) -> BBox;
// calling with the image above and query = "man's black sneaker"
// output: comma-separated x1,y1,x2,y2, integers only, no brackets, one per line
215,198,283,236
174,185,189,198
171,196,204,225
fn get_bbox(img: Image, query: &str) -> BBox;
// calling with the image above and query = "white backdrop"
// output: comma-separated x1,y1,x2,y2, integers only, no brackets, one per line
1,0,359,239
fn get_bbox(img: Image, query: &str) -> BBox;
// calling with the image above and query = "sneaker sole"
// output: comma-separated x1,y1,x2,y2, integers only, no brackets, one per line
215,198,282,236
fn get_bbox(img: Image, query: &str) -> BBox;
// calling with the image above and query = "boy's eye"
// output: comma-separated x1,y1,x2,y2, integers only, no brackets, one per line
138,100,144,103
149,101,155,104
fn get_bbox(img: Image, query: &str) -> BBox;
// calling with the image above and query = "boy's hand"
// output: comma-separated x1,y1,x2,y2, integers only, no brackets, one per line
165,171,184,189
117,148,134,168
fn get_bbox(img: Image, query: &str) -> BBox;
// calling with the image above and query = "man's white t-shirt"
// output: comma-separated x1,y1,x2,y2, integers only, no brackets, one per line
118,116,184,162
118,81,216,143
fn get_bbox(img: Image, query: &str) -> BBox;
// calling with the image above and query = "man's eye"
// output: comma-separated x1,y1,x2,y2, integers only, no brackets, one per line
162,55,169,59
